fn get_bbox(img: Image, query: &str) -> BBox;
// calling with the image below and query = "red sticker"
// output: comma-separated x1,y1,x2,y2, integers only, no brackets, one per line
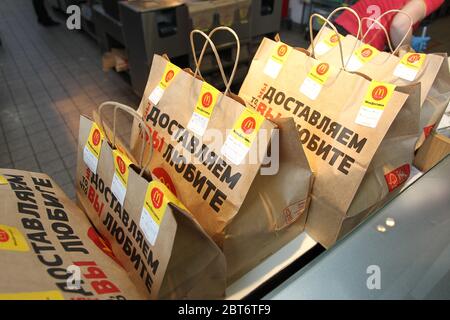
92,129,101,146
316,63,329,75
165,70,175,83
423,124,435,139
151,187,164,209
277,45,288,57
0,228,9,242
407,53,421,63
384,164,410,192
241,117,256,134
361,48,373,58
330,34,339,43
201,92,213,108
116,156,126,174
372,85,388,101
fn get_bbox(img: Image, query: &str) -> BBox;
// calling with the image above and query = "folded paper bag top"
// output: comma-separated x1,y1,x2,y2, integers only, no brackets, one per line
0,169,144,300
76,102,227,299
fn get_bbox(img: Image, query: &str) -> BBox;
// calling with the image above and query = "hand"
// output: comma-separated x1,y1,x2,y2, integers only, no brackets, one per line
411,35,431,52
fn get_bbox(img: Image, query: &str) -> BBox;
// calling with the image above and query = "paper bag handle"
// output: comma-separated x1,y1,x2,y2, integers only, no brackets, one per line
325,6,362,40
191,26,240,96
309,13,345,69
361,9,413,55
98,101,152,176
190,29,228,91
359,17,394,52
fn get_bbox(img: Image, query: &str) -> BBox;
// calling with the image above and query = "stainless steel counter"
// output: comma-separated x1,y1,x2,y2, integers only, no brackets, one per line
265,156,450,299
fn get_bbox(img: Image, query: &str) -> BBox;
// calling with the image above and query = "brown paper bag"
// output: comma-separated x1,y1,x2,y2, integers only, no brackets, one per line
0,169,144,300
76,102,226,299
307,17,422,229
313,23,450,150
414,129,450,172
239,31,419,248
130,27,313,282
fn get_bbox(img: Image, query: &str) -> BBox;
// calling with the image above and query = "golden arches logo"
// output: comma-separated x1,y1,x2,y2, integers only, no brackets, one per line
201,92,213,108
241,117,256,134
330,34,339,43
407,53,421,63
316,63,329,75
277,45,288,57
0,229,9,242
151,187,164,209
116,156,126,174
165,70,175,83
92,129,101,146
371,85,388,101
361,48,373,58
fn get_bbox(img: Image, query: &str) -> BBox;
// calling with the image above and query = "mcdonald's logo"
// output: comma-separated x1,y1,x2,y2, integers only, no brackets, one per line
92,129,101,146
87,227,122,266
316,63,329,75
201,92,213,108
116,156,126,175
152,167,177,196
241,117,256,134
407,53,421,63
0,228,9,242
384,164,410,192
165,70,175,83
330,34,339,43
361,48,373,58
277,44,288,57
151,187,164,209
386,172,398,189
371,85,388,101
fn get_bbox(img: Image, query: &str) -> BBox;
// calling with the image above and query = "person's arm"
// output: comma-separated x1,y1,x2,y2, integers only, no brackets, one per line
390,0,427,48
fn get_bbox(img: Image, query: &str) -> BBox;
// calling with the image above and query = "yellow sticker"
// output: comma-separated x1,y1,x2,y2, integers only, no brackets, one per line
264,42,293,79
187,82,221,136
354,44,379,63
399,52,426,70
111,149,134,205
86,123,104,156
0,291,64,300
346,44,379,72
355,81,396,128
299,61,332,100
313,31,343,56
160,62,181,89
140,180,186,245
231,108,265,148
149,61,181,105
83,122,105,174
194,82,220,118
307,62,331,85
270,42,292,64
393,52,426,81
363,81,396,110
112,149,133,187
0,224,29,252
221,108,266,165
0,175,7,185
323,32,343,47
